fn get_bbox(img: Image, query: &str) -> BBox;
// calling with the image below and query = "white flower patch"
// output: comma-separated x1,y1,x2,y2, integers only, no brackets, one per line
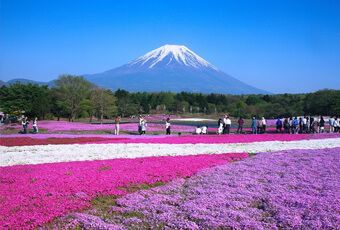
1,138,340,166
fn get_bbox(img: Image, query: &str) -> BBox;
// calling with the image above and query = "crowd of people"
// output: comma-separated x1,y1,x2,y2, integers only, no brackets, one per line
200,115,340,135
275,116,340,134
7,113,340,135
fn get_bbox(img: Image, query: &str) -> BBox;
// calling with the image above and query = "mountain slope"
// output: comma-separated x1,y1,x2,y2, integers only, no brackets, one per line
2,78,55,87
85,45,268,94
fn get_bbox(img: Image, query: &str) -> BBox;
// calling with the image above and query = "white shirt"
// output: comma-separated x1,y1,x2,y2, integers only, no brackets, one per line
201,126,207,134
225,118,231,125
195,127,202,134
262,119,266,125
302,118,307,125
334,119,339,127
165,121,171,129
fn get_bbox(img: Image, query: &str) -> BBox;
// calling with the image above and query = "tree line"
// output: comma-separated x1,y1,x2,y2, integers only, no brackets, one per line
0,75,339,121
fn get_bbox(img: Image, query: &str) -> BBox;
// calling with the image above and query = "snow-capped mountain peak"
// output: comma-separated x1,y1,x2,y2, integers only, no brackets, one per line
128,44,218,70
86,44,268,94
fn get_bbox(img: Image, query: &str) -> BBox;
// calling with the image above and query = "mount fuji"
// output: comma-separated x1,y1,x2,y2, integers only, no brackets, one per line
85,45,268,94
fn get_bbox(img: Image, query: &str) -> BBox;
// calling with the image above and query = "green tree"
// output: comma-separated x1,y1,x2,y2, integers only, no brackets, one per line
304,90,340,115
91,88,117,122
0,83,51,118
53,75,93,121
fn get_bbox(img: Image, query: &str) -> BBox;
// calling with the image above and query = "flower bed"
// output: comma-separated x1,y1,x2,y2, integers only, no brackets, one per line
92,133,340,144
67,147,340,229
0,120,195,133
1,133,338,147
0,137,129,147
2,137,339,167
0,153,247,229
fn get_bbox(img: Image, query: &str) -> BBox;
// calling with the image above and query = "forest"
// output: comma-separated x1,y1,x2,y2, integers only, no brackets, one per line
0,75,339,121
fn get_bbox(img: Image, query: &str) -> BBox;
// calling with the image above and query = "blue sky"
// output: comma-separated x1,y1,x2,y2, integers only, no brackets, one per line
1,0,339,93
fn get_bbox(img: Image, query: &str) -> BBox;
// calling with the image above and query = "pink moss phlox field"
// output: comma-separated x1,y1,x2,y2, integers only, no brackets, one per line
72,147,340,229
0,120,194,133
0,153,247,229
92,133,340,144
1,133,338,146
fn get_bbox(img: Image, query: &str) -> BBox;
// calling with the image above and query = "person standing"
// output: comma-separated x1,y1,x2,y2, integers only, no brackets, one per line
261,117,267,133
292,117,299,134
223,115,228,134
201,126,208,134
217,118,223,135
165,118,171,135
289,117,293,134
21,116,29,134
114,116,121,135
225,116,231,134
302,116,308,133
138,115,143,134
329,116,335,133
276,118,283,133
195,126,202,135
237,117,244,134
299,117,303,134
306,116,310,133
32,117,38,133
335,117,340,133
309,117,314,133
312,118,319,133
283,118,290,133
257,118,263,134
251,116,257,134
140,117,147,135
319,116,325,133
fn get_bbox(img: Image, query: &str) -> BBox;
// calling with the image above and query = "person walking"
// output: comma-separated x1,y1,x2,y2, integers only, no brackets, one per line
165,118,171,135
114,115,121,135
237,117,244,134
32,117,38,133
251,116,257,134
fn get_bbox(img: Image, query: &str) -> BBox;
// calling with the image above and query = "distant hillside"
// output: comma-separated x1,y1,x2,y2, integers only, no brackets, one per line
3,78,54,87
